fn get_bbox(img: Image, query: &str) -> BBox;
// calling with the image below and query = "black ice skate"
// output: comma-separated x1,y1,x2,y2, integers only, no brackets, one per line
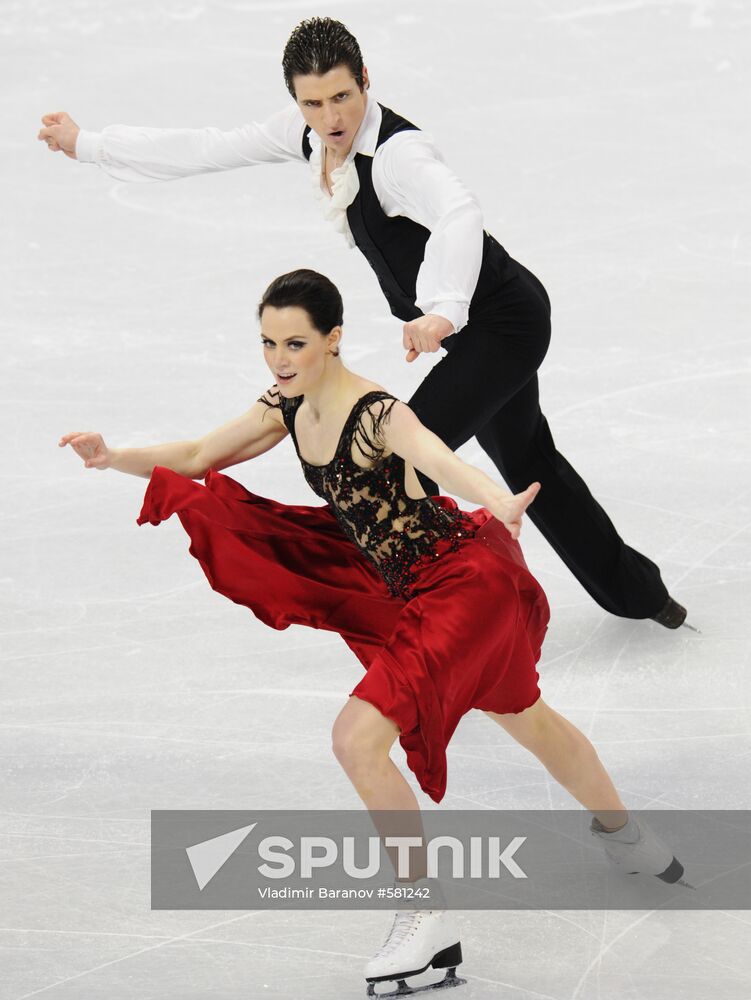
591,816,696,889
651,596,700,632
364,910,467,997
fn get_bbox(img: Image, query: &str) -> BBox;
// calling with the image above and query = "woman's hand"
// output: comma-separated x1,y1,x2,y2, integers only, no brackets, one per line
59,432,111,469
488,482,540,540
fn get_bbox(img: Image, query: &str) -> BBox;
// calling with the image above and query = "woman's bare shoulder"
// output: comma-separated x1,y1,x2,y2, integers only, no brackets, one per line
352,376,400,399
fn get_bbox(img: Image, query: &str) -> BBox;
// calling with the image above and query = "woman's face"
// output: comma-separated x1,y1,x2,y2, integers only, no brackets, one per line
260,305,338,397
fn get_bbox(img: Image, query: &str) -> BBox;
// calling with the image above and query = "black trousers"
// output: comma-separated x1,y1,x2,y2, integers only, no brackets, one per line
408,259,669,619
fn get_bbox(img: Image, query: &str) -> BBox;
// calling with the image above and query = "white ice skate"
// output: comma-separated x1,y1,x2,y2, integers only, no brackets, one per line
364,910,466,997
590,816,695,889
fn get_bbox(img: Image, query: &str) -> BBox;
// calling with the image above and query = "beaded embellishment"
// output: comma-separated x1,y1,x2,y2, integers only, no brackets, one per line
257,387,475,598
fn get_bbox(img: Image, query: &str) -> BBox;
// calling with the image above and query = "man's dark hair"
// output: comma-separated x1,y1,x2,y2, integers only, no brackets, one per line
258,269,344,333
282,17,365,97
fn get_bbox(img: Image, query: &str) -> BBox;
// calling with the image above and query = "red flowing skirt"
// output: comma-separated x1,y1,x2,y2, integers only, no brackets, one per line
137,467,550,803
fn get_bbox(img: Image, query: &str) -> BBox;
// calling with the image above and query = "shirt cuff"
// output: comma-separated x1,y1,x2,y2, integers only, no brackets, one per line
75,130,101,163
423,301,469,335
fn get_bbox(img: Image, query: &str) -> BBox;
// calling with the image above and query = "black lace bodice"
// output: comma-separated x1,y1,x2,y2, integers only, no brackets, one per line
258,386,475,597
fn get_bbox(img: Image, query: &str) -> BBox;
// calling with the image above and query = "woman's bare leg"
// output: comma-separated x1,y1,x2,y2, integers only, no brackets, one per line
332,695,428,880
332,696,413,808
485,697,628,830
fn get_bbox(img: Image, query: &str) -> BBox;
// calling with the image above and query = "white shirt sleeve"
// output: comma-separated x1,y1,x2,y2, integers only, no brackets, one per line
75,104,307,183
372,131,485,334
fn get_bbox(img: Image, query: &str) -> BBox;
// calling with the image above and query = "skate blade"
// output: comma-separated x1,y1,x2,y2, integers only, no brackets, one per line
366,969,467,997
681,621,702,634
676,877,697,890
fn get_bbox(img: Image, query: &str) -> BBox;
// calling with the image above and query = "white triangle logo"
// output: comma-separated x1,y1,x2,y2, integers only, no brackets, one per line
186,822,257,891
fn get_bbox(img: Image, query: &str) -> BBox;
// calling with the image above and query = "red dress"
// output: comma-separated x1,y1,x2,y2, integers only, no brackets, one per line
136,390,549,803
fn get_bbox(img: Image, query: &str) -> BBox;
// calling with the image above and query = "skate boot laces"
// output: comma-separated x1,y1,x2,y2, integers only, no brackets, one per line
376,910,426,960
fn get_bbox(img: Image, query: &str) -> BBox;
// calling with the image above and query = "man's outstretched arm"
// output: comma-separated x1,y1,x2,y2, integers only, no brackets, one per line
38,104,307,182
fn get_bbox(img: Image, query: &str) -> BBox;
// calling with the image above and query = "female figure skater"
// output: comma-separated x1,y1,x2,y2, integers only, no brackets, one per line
60,270,685,997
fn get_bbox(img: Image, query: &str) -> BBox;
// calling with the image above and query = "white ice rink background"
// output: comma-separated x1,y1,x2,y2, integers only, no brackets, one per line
3,0,750,997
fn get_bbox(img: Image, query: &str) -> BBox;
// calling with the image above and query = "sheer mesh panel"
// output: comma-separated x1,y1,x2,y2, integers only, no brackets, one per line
258,388,475,596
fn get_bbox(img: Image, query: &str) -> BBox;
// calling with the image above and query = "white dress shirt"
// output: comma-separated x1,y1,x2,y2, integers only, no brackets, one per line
76,96,485,333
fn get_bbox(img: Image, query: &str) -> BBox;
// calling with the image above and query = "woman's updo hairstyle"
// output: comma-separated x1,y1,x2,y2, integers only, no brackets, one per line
258,269,344,337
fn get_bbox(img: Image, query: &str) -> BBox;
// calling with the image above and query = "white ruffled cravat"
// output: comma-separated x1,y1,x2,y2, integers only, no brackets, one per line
309,142,360,248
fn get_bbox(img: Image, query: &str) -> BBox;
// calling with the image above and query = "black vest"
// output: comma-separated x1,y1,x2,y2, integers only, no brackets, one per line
302,104,512,323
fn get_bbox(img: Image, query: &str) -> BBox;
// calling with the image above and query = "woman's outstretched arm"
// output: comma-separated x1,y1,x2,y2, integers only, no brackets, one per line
379,400,539,538
59,395,288,480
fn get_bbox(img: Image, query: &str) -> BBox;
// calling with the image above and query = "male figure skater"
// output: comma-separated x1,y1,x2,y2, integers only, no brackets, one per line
38,16,685,627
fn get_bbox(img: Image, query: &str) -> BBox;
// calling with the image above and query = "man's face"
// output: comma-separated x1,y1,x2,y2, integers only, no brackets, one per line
293,64,370,157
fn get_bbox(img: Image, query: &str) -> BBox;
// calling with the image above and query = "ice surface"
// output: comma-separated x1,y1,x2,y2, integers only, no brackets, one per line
2,0,750,997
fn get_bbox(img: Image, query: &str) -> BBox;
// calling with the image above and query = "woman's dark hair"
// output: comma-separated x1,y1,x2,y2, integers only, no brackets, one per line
258,269,344,334
282,17,365,97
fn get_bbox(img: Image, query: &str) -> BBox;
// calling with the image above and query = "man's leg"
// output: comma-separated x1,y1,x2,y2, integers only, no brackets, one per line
408,282,551,461
474,374,669,617
407,275,671,619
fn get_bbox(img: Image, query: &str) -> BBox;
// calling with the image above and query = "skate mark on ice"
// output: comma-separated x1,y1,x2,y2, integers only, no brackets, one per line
462,969,561,998
551,368,750,421
539,0,714,26
592,731,751,746
539,1,664,22
666,522,750,589
171,934,368,961
571,909,658,1000
583,628,637,741
108,183,321,237
198,685,346,700
594,493,741,533
11,912,263,1000
0,847,143,865
0,926,181,942
0,721,330,770
215,0,372,13
550,615,609,698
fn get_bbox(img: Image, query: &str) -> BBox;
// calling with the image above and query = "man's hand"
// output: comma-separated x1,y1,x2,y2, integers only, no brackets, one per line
38,112,81,159
403,314,454,363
